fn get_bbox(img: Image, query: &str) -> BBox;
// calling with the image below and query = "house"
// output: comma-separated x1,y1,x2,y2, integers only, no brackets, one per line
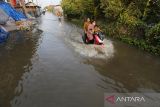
54,5,63,17
3,0,41,17
25,2,41,17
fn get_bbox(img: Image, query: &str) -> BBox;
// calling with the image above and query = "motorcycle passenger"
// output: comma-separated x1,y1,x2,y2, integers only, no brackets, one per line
93,25,104,44
94,25,102,33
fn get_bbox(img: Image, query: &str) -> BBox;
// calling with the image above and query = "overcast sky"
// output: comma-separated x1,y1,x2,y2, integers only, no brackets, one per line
31,0,61,8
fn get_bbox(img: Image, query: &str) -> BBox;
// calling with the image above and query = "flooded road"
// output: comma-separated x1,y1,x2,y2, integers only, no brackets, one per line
0,12,160,107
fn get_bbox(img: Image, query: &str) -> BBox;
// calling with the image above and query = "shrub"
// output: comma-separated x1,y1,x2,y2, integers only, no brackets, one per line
146,22,160,47
117,3,147,39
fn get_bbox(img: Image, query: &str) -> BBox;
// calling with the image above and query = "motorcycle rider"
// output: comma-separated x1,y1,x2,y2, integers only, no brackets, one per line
86,20,96,44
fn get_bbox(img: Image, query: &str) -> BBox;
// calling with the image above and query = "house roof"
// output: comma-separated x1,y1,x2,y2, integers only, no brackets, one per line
25,2,41,8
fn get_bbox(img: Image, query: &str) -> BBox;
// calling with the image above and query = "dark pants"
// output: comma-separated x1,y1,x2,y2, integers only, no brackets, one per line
82,32,87,44
87,39,94,44
82,32,95,44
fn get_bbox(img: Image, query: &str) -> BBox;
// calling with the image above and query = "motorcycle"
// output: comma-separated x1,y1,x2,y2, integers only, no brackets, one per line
82,31,105,45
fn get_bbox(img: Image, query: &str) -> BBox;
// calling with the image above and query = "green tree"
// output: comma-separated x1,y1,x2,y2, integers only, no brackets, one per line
61,0,95,18
100,0,124,21
143,0,160,24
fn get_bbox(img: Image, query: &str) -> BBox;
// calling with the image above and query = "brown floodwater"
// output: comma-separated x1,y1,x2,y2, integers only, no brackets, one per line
0,12,160,107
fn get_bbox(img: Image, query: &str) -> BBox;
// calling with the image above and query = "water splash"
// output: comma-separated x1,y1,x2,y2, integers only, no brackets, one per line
66,28,115,59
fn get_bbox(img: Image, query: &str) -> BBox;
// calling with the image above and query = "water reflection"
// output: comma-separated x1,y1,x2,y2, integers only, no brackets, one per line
83,41,160,93
0,30,42,107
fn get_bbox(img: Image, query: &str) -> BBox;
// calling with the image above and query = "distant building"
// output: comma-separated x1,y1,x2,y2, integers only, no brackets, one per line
25,2,41,17
2,0,41,17
54,5,63,17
